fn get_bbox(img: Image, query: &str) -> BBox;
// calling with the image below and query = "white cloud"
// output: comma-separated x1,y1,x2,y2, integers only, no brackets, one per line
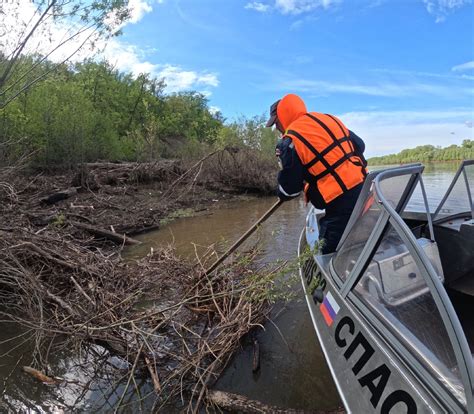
422,0,471,23
102,42,155,75
0,0,218,94
275,0,339,14
104,0,154,33
245,2,270,12
155,64,219,92
209,106,221,115
0,0,154,62
0,1,103,62
340,109,474,157
452,61,474,72
127,0,153,23
244,0,340,15
101,42,219,92
278,78,471,98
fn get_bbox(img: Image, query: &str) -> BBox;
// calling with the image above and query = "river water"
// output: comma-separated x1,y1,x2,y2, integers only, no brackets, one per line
0,162,462,412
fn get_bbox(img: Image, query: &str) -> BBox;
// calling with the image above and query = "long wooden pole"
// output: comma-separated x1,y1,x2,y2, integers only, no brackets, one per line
204,199,283,275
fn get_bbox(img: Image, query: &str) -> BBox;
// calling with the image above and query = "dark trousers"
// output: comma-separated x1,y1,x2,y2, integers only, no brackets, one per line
318,183,363,255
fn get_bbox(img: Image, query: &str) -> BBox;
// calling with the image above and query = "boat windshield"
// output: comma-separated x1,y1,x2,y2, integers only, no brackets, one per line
434,160,474,220
333,172,417,281
352,223,466,405
332,165,471,408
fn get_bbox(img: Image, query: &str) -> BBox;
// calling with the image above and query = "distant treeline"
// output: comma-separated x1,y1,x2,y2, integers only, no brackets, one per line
0,56,278,169
368,141,474,165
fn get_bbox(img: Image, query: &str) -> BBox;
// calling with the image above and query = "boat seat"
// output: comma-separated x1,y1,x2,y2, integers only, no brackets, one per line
449,275,474,296
434,216,474,290
368,238,444,307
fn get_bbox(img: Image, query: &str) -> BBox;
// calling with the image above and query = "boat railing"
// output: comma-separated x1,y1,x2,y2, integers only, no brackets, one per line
434,159,474,221
336,168,389,250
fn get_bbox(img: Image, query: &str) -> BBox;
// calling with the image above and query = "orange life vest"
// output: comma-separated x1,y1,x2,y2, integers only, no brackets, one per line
284,111,367,204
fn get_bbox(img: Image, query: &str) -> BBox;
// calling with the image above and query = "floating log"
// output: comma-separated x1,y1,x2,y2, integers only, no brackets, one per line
69,221,141,245
207,390,345,414
40,187,78,205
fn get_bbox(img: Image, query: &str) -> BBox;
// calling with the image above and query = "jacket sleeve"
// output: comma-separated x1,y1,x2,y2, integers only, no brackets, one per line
276,137,304,201
349,130,368,168
349,130,365,155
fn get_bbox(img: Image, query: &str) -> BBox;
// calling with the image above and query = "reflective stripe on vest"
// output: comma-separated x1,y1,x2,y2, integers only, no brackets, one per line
286,113,366,204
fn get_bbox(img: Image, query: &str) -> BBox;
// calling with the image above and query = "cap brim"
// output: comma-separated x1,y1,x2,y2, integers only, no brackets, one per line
265,114,277,128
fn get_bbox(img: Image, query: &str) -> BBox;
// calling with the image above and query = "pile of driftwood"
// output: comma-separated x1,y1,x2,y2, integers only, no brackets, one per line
0,227,286,411
0,154,292,412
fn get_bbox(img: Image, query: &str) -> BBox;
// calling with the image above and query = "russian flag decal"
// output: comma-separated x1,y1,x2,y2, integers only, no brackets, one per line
320,291,340,326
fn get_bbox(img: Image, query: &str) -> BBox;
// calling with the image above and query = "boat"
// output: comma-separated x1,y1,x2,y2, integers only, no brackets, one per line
298,160,474,413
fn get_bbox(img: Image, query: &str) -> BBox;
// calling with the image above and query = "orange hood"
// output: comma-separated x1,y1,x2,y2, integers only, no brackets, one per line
276,94,307,131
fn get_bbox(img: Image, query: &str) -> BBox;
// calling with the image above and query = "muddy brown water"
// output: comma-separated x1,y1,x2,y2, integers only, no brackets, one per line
126,197,341,411
0,163,461,412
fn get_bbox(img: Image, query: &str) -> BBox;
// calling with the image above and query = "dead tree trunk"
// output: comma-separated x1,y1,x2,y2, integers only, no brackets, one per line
207,390,346,414
70,221,141,245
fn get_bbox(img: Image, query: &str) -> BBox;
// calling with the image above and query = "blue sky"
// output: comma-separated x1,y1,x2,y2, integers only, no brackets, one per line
4,0,474,157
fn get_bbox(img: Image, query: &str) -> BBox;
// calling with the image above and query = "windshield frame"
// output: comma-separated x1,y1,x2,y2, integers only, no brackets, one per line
434,160,474,221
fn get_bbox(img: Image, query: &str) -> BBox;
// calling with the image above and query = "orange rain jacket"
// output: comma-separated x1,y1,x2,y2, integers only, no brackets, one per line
277,94,367,204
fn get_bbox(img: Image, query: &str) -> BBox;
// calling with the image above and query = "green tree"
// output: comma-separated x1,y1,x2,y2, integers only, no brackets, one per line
368,142,474,165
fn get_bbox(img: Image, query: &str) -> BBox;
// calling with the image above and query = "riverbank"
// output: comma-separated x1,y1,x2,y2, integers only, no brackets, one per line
367,142,474,166
0,155,286,412
2,156,274,237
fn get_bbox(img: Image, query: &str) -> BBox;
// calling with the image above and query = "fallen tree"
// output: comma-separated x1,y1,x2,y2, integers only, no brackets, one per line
207,390,346,414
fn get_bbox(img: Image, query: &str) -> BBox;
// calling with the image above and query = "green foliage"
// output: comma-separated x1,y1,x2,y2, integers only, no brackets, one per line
157,92,222,146
368,141,474,165
216,114,279,159
0,58,226,168
52,213,66,227
0,56,280,171
238,242,322,304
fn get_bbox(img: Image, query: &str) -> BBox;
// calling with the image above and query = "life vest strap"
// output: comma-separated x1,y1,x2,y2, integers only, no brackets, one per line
311,152,355,181
325,113,368,176
306,113,350,157
304,136,350,169
325,114,348,140
307,113,367,178
286,129,348,193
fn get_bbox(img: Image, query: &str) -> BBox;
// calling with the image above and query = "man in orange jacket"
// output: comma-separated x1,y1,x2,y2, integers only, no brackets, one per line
266,94,367,254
